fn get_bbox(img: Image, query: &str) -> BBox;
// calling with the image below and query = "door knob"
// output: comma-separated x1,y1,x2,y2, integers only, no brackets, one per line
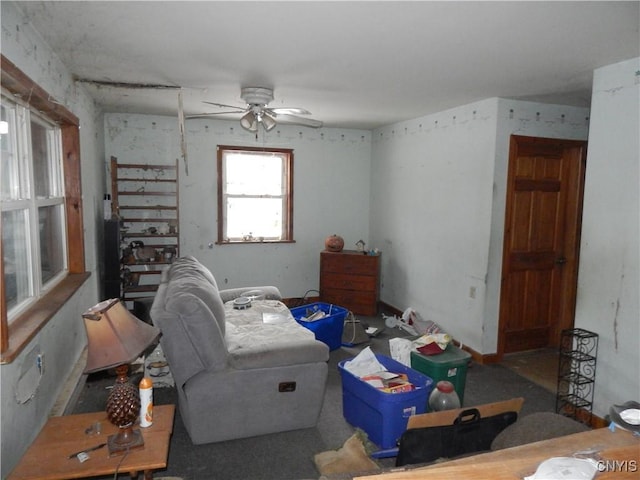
555,256,567,265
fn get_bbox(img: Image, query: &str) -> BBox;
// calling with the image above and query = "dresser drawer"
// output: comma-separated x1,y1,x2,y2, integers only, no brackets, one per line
321,251,379,275
320,272,377,292
321,288,378,316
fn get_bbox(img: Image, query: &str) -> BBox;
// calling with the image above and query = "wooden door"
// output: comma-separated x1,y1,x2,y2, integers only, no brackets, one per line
499,135,586,354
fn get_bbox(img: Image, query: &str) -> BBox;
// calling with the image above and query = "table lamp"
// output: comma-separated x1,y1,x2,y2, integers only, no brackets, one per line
82,298,160,455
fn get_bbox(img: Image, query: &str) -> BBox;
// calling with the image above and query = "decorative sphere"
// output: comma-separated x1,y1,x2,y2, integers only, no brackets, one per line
325,234,345,252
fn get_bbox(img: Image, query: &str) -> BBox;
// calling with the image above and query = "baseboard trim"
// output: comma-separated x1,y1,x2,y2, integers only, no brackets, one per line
50,347,88,417
379,301,402,316
457,345,500,365
281,296,321,308
559,406,608,429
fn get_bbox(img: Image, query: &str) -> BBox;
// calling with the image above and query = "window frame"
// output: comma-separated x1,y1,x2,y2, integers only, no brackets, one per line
3,100,69,311
1,55,88,363
216,145,294,244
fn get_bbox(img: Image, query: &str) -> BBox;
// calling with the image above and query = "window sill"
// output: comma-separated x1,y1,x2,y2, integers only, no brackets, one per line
1,272,91,364
217,240,296,245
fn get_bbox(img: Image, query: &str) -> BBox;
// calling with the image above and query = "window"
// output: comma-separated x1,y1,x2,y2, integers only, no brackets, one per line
217,145,294,243
2,99,67,317
1,55,87,362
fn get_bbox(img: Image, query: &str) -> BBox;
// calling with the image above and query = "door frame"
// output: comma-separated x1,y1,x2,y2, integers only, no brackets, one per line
497,135,587,359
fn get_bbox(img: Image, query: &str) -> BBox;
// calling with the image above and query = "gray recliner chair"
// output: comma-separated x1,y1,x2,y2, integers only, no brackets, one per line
150,256,329,444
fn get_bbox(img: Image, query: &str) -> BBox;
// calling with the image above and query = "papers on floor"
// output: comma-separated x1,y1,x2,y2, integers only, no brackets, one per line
365,326,383,336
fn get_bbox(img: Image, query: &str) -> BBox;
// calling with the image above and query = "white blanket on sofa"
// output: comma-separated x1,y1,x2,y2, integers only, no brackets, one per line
224,300,316,355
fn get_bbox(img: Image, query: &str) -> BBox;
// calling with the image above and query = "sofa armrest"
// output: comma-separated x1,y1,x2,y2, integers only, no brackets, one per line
219,286,282,303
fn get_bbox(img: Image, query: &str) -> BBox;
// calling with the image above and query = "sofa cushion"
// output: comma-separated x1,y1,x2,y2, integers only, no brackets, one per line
172,255,218,287
224,300,329,368
152,284,226,386
165,256,226,336
227,323,328,369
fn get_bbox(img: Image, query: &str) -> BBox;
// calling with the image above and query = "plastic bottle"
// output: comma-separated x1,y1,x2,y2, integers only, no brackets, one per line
428,380,461,411
139,377,153,427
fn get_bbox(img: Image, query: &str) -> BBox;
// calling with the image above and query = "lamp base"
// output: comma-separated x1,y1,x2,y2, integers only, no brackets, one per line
105,364,145,456
107,426,145,456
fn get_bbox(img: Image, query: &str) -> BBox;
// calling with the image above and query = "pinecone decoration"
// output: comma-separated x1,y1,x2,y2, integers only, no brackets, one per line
106,377,140,428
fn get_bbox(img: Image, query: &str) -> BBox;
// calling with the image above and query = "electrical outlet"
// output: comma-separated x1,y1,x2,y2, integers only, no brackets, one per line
469,286,476,299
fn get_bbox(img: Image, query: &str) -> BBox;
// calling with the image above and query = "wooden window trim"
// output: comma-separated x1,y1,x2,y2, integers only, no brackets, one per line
216,145,294,244
1,55,88,363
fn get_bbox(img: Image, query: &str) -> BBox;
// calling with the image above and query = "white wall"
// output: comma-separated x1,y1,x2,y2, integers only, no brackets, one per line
104,114,372,297
370,98,589,354
0,3,104,477
575,57,640,418
370,99,499,351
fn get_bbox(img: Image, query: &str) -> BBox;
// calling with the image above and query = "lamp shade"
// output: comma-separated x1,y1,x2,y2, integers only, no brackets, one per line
82,298,160,374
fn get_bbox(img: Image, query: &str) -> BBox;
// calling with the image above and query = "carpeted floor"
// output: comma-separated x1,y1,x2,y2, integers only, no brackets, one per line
72,313,558,480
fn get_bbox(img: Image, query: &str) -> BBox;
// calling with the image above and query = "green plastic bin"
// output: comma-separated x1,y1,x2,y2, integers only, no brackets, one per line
410,344,471,404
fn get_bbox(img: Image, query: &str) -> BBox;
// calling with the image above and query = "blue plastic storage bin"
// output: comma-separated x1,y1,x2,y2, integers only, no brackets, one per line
338,354,434,449
291,302,348,351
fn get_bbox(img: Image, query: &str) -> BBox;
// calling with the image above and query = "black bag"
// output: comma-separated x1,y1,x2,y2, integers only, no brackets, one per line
396,408,518,466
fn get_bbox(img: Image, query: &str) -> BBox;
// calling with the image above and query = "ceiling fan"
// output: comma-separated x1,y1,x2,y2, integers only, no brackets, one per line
187,87,323,132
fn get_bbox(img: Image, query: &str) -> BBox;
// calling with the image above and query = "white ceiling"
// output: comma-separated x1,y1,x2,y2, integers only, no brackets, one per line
11,1,640,130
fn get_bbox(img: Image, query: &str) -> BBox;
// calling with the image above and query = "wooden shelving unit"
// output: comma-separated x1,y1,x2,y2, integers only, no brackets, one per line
110,157,179,305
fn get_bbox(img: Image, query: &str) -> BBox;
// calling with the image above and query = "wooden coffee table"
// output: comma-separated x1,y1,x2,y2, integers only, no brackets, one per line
8,404,175,480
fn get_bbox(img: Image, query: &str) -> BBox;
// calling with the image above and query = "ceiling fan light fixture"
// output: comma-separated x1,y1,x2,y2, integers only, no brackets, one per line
261,112,277,131
240,111,258,132
198,86,321,131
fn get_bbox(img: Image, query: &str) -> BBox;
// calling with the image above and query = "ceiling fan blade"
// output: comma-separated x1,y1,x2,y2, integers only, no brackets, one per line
268,107,311,115
202,101,248,111
186,111,244,119
275,113,323,128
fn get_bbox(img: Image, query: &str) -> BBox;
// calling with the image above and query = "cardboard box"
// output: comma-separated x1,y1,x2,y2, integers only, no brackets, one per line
406,397,524,430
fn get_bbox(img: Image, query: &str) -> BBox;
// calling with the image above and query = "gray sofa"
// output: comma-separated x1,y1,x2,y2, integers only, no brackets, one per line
150,255,330,444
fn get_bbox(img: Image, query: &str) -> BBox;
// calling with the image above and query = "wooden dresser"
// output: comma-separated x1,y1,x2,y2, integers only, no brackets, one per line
320,250,380,316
